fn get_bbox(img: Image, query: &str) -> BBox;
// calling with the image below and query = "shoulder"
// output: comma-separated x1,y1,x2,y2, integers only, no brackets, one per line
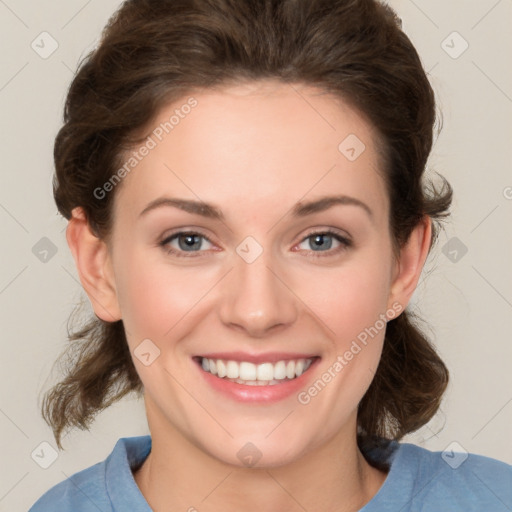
396,443,512,510
28,436,152,512
27,459,109,512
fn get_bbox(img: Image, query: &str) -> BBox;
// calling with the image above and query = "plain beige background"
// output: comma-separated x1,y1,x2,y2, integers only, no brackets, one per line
0,0,511,509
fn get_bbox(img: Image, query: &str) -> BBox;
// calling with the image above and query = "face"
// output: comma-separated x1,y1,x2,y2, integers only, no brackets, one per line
102,80,405,467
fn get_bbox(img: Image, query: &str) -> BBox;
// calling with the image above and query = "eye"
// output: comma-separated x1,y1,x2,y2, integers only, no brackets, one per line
159,229,352,259
295,230,352,257
160,231,214,257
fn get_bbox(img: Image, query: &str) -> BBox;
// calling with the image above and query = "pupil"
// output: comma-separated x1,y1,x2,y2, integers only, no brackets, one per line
180,234,201,250
312,234,332,250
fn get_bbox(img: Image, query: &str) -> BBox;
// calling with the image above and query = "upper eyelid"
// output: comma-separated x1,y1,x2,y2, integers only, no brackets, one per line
161,229,212,243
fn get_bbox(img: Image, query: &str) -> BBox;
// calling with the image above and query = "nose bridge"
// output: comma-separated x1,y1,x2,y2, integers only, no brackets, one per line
219,245,298,336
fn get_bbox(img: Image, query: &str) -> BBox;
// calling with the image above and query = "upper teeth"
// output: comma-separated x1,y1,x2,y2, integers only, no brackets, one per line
201,357,313,381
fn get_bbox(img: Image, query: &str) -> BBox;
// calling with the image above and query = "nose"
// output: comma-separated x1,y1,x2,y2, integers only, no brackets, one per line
218,249,298,338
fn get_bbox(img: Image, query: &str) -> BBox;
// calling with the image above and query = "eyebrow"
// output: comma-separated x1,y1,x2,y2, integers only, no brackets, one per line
138,195,373,221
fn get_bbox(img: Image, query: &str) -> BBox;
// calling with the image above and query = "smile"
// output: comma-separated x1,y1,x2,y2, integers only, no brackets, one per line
199,357,315,386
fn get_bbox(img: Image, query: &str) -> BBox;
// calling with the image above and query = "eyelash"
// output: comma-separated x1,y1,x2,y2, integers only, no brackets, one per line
159,229,352,259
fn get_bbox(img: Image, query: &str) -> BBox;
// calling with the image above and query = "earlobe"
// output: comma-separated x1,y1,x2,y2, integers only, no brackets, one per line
387,216,432,314
66,207,122,322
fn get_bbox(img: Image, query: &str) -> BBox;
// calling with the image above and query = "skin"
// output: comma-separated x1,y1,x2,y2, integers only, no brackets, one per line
67,80,431,512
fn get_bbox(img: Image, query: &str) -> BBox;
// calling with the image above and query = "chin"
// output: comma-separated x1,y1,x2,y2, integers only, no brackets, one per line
197,428,315,470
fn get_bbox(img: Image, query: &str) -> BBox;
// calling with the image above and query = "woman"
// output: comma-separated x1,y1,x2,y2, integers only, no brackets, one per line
29,0,512,510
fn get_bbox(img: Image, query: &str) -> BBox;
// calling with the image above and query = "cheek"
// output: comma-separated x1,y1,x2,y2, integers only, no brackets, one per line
113,247,222,346
293,259,392,432
298,254,393,344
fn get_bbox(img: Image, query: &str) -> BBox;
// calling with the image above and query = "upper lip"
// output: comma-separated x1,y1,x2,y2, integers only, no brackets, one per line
196,352,319,364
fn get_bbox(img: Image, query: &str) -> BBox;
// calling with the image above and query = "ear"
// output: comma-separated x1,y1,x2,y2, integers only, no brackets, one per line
66,207,122,322
387,215,432,313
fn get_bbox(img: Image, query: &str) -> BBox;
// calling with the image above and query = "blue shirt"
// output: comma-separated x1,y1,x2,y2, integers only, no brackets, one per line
28,435,512,511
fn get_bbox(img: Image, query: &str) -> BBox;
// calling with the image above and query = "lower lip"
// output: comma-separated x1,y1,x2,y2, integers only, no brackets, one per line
195,358,320,403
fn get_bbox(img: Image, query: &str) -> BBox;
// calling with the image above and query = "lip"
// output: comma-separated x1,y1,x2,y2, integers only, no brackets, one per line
194,355,321,403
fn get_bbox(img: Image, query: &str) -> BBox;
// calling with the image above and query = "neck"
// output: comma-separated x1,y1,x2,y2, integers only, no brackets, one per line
134,415,387,512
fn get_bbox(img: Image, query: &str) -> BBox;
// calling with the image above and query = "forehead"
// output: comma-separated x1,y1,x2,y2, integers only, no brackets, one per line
113,80,388,224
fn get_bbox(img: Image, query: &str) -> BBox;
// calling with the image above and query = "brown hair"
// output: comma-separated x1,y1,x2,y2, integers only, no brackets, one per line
43,0,452,454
